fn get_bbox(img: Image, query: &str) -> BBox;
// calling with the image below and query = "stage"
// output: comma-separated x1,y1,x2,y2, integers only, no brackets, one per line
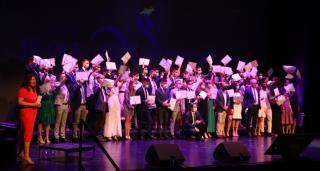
5,135,320,171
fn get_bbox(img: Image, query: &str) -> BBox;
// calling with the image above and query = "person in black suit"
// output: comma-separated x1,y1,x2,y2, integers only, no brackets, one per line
65,63,79,131
135,78,156,139
155,78,170,139
92,74,108,139
215,82,233,138
183,103,206,140
185,80,196,112
71,78,88,141
243,79,260,137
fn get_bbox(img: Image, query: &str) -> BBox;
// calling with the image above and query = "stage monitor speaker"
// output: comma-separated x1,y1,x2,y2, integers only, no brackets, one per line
265,134,315,160
0,122,18,166
145,144,185,167
214,142,251,163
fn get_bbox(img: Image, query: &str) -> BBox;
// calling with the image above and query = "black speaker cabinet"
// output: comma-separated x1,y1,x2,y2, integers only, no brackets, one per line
0,122,18,167
145,144,185,167
214,142,251,163
265,134,315,159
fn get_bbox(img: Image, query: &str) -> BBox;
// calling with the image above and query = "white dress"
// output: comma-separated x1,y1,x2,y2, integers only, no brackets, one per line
233,92,242,119
258,89,269,118
104,86,122,138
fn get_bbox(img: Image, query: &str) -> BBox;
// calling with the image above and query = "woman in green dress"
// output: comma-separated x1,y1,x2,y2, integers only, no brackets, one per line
206,98,215,137
196,80,216,139
37,71,56,144
205,81,216,138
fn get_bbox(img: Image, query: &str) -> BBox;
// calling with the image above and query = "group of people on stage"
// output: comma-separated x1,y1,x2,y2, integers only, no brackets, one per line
16,53,301,164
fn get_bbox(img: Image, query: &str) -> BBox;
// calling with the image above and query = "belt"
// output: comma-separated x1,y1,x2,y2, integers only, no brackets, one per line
80,103,86,105
62,103,68,105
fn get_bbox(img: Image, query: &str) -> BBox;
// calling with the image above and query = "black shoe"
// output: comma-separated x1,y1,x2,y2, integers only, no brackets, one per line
190,135,196,139
163,135,169,139
148,135,157,140
196,137,205,141
53,138,60,143
60,138,70,143
139,136,144,140
73,137,79,142
96,135,105,142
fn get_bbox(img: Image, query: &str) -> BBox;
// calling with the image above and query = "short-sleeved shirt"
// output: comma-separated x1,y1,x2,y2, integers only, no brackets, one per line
17,87,38,114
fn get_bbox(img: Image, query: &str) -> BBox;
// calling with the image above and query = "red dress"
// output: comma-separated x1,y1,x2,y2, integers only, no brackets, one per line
17,88,38,142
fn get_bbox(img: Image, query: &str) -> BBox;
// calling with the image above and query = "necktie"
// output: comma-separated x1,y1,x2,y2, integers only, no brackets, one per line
81,86,85,103
192,112,195,125
253,88,257,103
144,88,148,99
63,85,68,103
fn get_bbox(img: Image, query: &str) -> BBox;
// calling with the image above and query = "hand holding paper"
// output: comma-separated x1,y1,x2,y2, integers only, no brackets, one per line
121,52,131,64
206,55,213,65
199,91,207,99
139,58,150,66
237,61,246,71
175,56,184,66
221,55,232,66
91,54,104,65
168,98,177,111
147,95,156,105
36,95,42,104
62,53,77,66
130,96,141,105
106,62,117,70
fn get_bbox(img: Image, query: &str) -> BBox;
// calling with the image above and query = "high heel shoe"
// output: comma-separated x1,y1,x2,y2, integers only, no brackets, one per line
45,137,51,144
125,136,131,140
23,157,35,165
38,136,45,145
18,152,24,160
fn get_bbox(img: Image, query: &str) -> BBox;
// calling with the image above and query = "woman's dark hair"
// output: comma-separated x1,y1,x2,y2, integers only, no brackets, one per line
21,74,36,91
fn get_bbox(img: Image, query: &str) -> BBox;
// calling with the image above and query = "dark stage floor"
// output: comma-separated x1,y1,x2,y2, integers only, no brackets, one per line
4,135,320,171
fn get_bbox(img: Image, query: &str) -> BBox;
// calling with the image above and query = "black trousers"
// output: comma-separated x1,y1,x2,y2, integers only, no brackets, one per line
157,107,169,136
94,109,106,136
185,123,206,139
136,106,153,137
246,105,259,136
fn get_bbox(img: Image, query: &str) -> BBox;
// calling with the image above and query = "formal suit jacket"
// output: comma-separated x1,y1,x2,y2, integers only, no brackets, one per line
184,111,204,129
215,89,233,113
155,87,170,108
135,86,151,110
66,72,78,97
72,84,87,110
243,86,261,109
93,85,108,112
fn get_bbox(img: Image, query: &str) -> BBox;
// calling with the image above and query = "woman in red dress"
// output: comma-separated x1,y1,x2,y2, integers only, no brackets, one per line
17,74,41,164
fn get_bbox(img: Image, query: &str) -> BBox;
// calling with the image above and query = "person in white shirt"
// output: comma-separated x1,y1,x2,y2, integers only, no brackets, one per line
53,73,70,142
